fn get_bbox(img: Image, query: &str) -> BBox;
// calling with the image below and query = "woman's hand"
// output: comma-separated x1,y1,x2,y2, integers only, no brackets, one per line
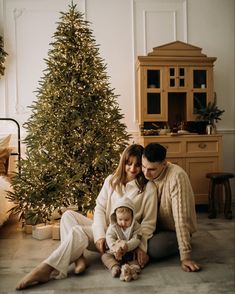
95,238,106,254
135,247,149,268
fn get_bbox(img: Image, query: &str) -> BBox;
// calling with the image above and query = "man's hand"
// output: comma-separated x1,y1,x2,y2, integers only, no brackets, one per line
95,238,106,254
181,259,201,272
135,247,149,268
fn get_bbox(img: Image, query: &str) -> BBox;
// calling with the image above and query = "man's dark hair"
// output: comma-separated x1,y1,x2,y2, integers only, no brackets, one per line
143,143,167,162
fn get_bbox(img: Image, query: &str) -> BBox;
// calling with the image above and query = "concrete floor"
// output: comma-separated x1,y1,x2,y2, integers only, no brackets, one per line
0,208,234,294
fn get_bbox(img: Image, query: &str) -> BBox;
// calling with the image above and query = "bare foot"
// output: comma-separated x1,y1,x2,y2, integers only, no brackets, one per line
74,255,88,274
16,262,54,290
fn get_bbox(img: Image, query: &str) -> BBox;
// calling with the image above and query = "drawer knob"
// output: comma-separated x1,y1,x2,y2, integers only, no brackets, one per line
198,143,207,149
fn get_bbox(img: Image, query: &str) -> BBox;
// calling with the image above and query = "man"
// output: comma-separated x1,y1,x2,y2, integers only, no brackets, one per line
142,142,200,272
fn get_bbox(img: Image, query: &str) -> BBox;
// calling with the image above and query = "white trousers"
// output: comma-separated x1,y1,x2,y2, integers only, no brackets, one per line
44,210,95,278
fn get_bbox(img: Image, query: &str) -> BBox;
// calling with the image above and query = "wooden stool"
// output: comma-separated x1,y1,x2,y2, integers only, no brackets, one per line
206,172,234,219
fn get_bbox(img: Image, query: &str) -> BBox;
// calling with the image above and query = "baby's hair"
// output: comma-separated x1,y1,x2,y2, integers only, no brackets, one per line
116,206,133,217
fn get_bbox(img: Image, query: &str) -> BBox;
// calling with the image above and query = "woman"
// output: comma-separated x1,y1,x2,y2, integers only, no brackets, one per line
16,144,157,289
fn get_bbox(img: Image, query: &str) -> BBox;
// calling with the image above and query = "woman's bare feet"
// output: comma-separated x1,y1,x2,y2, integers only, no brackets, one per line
74,255,88,274
16,262,54,290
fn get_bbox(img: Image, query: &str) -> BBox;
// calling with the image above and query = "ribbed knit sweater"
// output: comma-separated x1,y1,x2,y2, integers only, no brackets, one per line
153,162,197,261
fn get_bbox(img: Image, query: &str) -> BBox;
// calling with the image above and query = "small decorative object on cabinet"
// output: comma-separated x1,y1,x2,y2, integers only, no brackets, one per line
136,41,223,205
194,93,225,135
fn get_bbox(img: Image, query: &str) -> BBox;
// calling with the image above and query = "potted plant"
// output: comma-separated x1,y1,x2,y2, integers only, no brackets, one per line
195,93,224,134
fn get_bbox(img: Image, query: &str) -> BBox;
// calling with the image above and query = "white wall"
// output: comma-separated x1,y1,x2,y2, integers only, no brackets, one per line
0,0,234,195
186,0,235,199
86,0,137,131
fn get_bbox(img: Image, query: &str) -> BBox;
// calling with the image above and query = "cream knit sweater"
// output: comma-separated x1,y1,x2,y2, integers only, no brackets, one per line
154,162,197,261
92,175,157,252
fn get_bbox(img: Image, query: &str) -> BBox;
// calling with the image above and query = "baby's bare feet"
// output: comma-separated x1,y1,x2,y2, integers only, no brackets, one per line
16,263,53,290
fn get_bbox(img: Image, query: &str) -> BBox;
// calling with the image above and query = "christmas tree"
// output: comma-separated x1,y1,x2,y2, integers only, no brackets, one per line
0,35,8,77
8,3,130,224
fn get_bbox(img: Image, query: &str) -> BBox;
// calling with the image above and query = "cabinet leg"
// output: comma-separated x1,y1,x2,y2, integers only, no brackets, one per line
224,180,232,219
208,180,216,219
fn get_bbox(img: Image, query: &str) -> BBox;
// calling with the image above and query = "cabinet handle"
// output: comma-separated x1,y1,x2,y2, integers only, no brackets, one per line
198,143,207,149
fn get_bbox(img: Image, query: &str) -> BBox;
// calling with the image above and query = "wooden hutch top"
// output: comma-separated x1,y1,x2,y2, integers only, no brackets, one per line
137,41,217,65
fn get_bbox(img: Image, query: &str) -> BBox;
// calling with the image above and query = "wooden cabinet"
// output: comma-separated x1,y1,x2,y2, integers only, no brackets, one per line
136,41,217,127
136,41,221,205
139,135,222,204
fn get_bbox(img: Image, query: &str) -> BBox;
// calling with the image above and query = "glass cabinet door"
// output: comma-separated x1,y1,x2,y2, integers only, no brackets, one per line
193,69,207,88
187,68,213,121
193,92,207,112
141,68,167,121
192,69,208,115
146,69,161,115
147,93,161,114
168,67,186,89
147,70,160,88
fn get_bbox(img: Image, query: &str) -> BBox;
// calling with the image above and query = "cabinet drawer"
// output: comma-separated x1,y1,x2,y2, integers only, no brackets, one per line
141,137,183,156
160,141,182,155
186,140,219,154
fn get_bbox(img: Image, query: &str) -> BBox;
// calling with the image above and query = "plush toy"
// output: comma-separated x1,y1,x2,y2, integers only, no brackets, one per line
120,264,141,282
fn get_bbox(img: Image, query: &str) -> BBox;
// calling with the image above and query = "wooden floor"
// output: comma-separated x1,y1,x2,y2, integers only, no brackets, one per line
0,208,235,294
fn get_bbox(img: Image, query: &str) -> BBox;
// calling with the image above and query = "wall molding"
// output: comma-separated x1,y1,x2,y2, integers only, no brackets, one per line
182,0,188,43
217,129,235,135
131,0,138,124
143,9,177,55
1,0,86,120
133,0,188,55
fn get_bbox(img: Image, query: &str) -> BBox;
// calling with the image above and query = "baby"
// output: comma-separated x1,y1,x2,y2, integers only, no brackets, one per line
101,197,142,278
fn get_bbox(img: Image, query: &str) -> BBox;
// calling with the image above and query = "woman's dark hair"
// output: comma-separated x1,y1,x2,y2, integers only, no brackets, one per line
111,144,147,193
143,143,166,162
